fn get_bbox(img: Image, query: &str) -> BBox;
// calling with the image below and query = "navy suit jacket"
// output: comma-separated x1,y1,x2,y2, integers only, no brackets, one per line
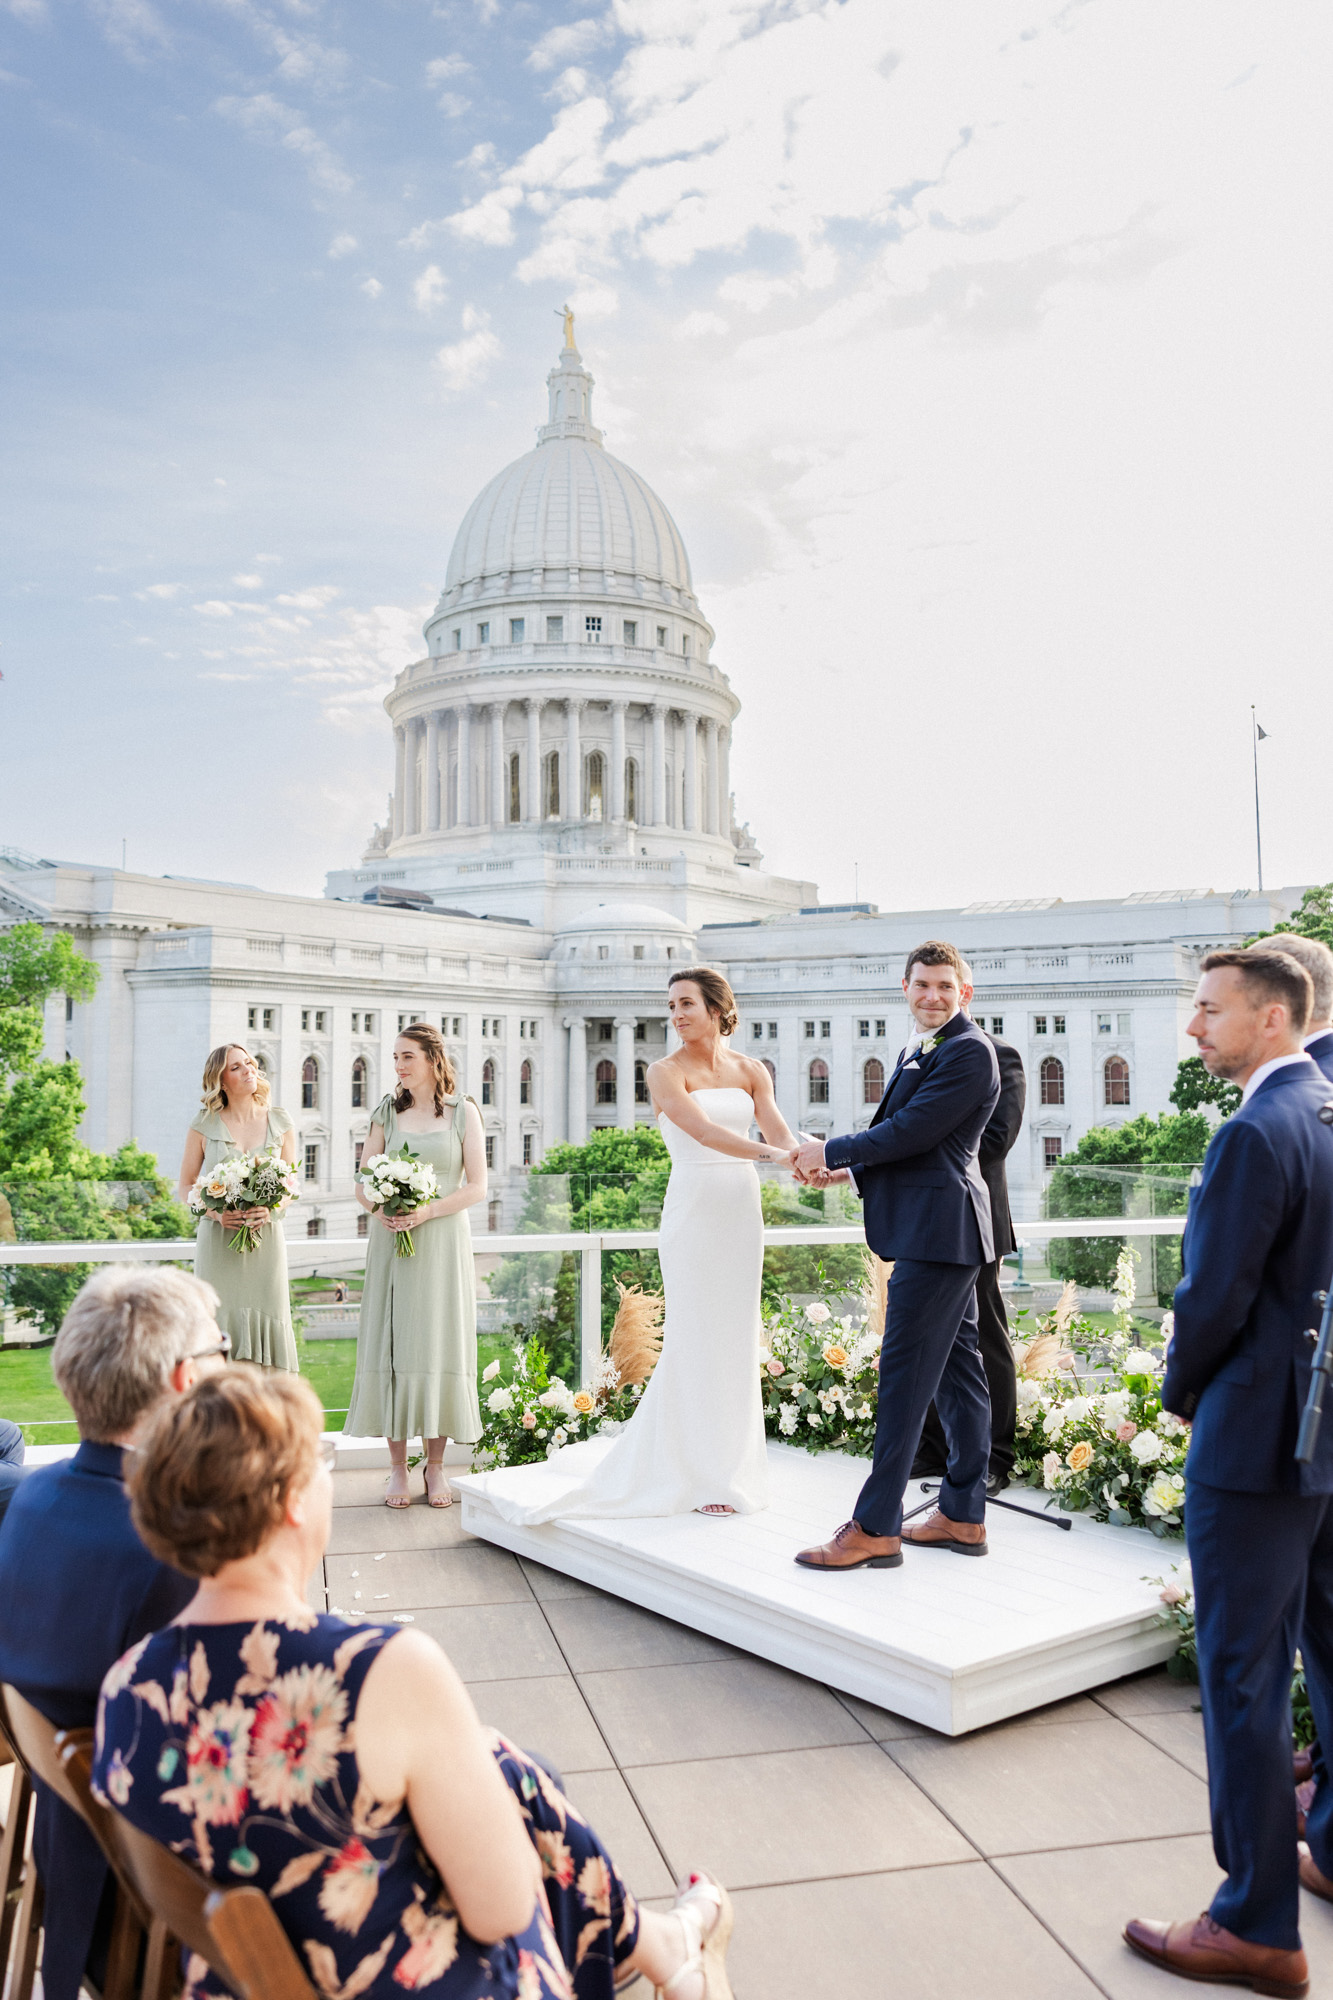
0,1441,195,2000
824,1010,1000,1265
1308,1031,1333,1085
1163,1060,1333,1494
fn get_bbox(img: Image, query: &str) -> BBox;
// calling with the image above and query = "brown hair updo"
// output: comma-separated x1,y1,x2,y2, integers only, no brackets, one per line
667,966,739,1037
393,1021,457,1117
128,1370,324,1578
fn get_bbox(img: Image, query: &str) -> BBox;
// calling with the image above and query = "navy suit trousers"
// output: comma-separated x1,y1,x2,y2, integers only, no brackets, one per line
1187,1478,1333,1949
854,1257,990,1536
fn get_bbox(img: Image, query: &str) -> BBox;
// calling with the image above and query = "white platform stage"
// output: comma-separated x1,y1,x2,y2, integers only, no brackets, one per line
455,1442,1179,1736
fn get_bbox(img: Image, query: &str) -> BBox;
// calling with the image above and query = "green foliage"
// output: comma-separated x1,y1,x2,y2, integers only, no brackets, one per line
0,925,99,1097
0,1060,89,1177
1170,1055,1241,1119
1045,1113,1206,1298
757,1176,866,1304
1254,883,1333,954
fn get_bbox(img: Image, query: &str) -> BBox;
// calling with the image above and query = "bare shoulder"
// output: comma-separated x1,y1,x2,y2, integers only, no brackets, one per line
646,1053,683,1084
734,1053,773,1088
362,1626,462,1703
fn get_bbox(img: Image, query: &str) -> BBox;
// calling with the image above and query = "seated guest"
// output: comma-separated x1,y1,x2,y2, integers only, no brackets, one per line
96,1371,732,2000
0,1268,224,2000
0,1416,25,1523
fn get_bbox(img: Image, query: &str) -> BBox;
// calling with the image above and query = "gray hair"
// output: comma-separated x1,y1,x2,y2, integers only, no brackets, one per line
52,1267,220,1443
1249,933,1333,1025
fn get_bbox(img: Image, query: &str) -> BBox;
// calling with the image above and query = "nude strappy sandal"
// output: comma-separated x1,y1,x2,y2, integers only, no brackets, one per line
656,1872,733,2000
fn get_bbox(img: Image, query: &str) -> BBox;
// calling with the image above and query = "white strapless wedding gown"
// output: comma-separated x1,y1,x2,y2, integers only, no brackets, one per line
470,1087,770,1522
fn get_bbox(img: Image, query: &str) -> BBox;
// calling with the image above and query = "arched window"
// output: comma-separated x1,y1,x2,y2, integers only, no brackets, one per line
863,1057,885,1104
481,1058,495,1107
595,1058,617,1105
1104,1055,1131,1106
508,751,521,823
761,1058,776,1083
255,1051,270,1075
584,749,605,820
544,750,561,819
1040,1057,1065,1106
519,1058,533,1106
351,1056,367,1108
808,1058,829,1104
301,1056,318,1109
635,1060,649,1105
624,757,638,823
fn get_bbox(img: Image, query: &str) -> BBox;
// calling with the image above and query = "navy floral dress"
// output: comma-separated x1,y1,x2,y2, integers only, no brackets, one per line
92,1614,639,2000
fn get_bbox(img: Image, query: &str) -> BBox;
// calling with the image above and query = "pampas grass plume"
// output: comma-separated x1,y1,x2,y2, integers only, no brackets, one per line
609,1282,664,1388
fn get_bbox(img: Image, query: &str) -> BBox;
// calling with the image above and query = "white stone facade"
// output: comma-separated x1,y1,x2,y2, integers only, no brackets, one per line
0,329,1306,1234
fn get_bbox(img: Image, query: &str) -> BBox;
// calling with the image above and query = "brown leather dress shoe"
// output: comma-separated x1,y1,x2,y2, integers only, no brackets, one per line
1123,1912,1308,1995
794,1520,902,1571
1298,1842,1333,1905
901,1508,987,1556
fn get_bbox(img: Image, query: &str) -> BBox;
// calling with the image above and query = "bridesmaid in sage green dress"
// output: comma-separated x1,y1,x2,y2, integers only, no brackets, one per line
345,1022,487,1508
177,1043,299,1371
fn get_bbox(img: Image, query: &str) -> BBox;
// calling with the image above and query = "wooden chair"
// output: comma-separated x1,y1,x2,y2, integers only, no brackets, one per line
60,1737,318,2000
0,1709,37,2000
0,1684,147,2000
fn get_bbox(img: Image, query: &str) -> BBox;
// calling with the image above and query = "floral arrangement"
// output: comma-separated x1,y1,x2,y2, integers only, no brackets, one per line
187,1147,300,1254
357,1146,440,1257
760,1291,882,1456
1150,1557,1315,1747
470,1340,644,1471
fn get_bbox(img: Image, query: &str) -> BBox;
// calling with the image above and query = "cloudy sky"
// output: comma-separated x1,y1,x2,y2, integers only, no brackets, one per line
3,0,1329,912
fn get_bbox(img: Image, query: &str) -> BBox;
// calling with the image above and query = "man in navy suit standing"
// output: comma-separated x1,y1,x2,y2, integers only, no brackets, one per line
791,940,1000,1572
0,1269,220,2000
1125,951,1333,1997
1251,932,1333,1087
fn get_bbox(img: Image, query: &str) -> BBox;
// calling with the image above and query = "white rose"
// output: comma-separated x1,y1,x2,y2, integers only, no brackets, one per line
482,1360,501,1382
1062,1396,1092,1427
1016,1378,1042,1413
1041,1450,1063,1490
1160,1311,1175,1349
804,1301,832,1325
1129,1428,1163,1465
552,1427,568,1446
486,1386,513,1414
1042,1407,1066,1439
1124,1349,1161,1375
1142,1472,1182,1519
1157,1410,1187,1437
777,1403,798,1436
1099,1390,1131,1424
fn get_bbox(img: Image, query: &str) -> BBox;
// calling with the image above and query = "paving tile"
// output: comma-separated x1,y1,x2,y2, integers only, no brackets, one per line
466,1673,614,1774
578,1656,865,1767
889,1716,1210,1857
325,1545,528,1612
727,1862,1102,2000
330,1469,398,1507
832,1692,934,1743
326,1503,475,1555
543,1594,735,1673
1001,1693,1106,1729
627,1742,972,1889
996,1832,1333,1997
1126,1710,1209,1783
518,1556,597,1601
410,1601,567,1682
561,1769,675,1900
1094,1667,1202,1719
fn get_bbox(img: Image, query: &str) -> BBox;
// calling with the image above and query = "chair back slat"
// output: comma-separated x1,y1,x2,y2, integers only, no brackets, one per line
205,1889,319,2000
0,1684,86,1818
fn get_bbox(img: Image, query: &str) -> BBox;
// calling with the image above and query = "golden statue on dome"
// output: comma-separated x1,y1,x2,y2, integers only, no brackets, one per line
557,302,575,348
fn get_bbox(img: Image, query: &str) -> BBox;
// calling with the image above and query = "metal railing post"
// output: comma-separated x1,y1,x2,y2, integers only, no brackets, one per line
580,1238,602,1387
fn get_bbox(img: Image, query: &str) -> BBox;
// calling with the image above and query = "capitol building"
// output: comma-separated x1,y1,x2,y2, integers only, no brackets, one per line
1,325,1302,1230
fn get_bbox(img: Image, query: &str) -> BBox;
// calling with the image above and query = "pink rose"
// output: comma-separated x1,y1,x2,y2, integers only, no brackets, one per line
1159,1582,1186,1605
520,1412,537,1430
1116,1421,1137,1443
766,1360,784,1377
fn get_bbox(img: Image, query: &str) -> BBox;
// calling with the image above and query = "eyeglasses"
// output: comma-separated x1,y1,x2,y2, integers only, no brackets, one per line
179,1334,232,1366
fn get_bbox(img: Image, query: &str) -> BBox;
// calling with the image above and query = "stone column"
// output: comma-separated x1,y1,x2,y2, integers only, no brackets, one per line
566,699,583,820
611,700,627,819
719,722,732,836
682,712,699,831
489,701,506,827
525,700,542,823
614,1017,637,1131
404,720,421,835
651,704,667,826
564,1016,587,1145
392,725,405,838
456,704,472,827
704,717,720,835
425,714,441,832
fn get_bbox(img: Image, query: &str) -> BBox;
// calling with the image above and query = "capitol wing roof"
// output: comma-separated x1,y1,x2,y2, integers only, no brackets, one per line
444,436,696,601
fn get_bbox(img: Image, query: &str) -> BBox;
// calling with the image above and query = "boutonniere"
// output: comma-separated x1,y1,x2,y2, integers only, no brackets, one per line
919,1035,941,1057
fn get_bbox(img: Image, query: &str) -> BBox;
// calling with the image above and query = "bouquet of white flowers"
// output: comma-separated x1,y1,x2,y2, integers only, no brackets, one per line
358,1145,441,1257
187,1147,300,1254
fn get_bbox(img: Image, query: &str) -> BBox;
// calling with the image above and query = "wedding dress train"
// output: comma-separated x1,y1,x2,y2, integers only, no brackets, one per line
470,1087,770,1522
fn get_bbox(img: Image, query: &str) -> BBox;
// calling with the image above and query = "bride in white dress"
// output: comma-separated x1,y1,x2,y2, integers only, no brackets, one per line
470,966,798,1523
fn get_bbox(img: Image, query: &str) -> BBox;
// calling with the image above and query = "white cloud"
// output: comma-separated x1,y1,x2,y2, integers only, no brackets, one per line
435,305,500,392
527,15,612,72
90,0,168,56
675,309,728,339
437,92,470,118
413,264,448,312
1,0,45,22
360,277,383,298
193,601,234,618
254,553,281,566
327,232,358,259
216,93,353,195
136,581,184,600
232,572,263,588
275,586,341,609
426,55,469,83
445,185,523,246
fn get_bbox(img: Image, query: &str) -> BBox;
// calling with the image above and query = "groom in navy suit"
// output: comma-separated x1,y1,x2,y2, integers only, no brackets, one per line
1125,950,1333,1995
792,940,999,1571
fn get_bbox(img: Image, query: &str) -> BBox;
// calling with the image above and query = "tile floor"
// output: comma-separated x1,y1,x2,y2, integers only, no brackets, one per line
321,1468,1333,1998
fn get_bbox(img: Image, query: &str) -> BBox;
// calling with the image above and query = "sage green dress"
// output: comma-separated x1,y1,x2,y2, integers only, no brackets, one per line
345,1094,482,1444
189,1105,298,1372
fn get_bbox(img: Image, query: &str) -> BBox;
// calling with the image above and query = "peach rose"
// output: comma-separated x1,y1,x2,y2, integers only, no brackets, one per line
1116,1421,1138,1443
822,1344,849,1369
766,1360,784,1377
520,1412,537,1430
572,1391,595,1415
1066,1441,1094,1473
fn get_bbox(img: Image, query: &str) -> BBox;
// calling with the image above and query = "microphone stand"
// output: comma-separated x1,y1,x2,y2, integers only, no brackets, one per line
904,1480,1073,1532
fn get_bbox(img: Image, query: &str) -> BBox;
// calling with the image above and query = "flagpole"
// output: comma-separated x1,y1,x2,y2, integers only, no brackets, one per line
1251,705,1264,894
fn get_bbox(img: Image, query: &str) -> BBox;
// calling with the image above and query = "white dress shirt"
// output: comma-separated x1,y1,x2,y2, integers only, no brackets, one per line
1240,1050,1315,1105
